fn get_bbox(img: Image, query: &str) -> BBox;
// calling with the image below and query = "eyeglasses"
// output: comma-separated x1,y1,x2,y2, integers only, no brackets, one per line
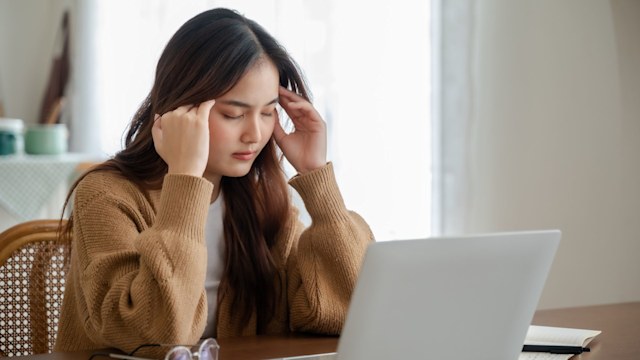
89,338,219,360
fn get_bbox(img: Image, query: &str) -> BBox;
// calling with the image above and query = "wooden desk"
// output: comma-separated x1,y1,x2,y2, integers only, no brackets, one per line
531,302,640,360
16,302,640,360
19,335,338,360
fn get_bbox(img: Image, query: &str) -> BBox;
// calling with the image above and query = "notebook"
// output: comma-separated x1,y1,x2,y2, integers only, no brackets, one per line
272,230,561,360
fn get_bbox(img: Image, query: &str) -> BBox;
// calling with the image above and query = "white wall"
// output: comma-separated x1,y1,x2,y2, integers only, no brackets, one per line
0,0,70,124
467,0,640,308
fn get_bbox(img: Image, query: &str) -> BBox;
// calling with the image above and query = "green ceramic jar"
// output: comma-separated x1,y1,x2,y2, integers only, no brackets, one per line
24,124,68,155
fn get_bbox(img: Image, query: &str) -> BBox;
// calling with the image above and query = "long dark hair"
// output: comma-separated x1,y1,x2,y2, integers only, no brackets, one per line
61,8,311,333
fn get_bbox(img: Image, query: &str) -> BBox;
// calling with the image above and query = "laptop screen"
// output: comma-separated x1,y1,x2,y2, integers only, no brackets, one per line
336,230,560,360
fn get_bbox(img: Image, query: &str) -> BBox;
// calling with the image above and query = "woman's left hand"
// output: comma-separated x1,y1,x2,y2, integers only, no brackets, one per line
274,86,327,174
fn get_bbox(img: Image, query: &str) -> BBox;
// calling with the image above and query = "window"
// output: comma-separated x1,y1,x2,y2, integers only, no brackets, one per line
81,0,431,240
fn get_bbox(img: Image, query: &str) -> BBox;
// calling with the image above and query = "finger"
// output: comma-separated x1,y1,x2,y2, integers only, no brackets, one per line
273,119,288,146
279,90,311,108
278,96,307,118
286,102,307,110
186,104,199,114
279,86,305,101
151,116,163,143
279,92,308,111
197,99,216,119
173,104,194,115
286,102,317,121
278,91,294,108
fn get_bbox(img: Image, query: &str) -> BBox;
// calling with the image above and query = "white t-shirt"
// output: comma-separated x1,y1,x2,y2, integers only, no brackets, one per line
201,193,225,338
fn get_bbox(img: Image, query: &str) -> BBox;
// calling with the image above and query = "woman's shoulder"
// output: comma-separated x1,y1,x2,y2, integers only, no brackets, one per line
78,169,137,192
74,169,147,208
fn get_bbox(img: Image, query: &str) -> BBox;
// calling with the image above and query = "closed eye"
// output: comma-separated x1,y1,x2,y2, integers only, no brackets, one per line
223,114,244,120
261,107,276,117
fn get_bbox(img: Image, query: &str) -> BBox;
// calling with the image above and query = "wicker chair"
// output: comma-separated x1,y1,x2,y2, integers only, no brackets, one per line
0,219,69,357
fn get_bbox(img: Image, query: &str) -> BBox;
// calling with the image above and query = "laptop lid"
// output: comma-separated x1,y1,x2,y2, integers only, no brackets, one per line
336,230,560,360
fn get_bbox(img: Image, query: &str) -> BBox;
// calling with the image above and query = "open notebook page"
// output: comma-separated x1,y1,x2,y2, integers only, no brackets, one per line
518,325,601,360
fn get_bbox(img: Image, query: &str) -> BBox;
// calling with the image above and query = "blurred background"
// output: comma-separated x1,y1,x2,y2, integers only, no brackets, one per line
0,0,638,310
0,0,432,241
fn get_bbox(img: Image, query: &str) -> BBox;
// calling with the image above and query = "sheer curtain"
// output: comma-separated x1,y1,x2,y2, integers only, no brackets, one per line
71,0,432,241
431,0,474,236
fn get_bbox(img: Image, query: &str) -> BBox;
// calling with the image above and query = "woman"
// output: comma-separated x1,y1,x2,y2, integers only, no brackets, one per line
54,7,373,353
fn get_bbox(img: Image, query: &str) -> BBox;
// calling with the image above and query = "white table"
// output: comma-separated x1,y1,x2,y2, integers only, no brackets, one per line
0,153,101,231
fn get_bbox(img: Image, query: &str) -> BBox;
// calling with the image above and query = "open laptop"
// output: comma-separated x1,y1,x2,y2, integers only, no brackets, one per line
272,230,560,360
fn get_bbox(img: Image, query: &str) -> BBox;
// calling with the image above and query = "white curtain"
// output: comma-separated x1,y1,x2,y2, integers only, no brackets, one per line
69,0,432,241
68,0,100,155
431,0,474,236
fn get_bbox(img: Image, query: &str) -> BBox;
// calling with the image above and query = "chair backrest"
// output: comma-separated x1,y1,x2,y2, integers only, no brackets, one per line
0,219,69,357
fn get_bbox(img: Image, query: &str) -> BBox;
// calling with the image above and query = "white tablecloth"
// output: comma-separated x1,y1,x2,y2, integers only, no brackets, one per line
0,153,100,231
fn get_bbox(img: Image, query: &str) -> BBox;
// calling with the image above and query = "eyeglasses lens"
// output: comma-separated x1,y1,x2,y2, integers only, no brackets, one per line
199,339,219,360
164,346,192,360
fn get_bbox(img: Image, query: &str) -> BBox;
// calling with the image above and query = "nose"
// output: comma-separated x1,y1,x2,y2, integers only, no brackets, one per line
241,115,261,144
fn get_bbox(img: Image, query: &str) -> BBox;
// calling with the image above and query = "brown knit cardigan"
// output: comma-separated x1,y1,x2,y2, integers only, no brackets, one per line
54,163,373,353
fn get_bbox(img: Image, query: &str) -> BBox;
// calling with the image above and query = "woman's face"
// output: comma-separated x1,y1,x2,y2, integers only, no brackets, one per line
204,58,279,182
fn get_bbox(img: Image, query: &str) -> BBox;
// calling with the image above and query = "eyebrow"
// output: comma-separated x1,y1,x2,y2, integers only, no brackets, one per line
218,97,279,108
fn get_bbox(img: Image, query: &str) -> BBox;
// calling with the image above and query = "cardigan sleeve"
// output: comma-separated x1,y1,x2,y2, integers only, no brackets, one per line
69,172,213,352
286,162,374,334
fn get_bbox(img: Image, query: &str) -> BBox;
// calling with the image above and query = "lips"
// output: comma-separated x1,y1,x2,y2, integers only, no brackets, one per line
232,151,256,161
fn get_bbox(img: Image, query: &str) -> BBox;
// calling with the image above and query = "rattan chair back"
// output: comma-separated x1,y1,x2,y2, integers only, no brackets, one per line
0,220,69,357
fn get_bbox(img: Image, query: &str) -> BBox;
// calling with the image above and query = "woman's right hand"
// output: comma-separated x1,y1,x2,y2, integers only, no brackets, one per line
152,100,216,177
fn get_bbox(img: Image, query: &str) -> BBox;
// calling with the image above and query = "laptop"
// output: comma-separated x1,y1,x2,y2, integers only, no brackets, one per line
272,230,560,360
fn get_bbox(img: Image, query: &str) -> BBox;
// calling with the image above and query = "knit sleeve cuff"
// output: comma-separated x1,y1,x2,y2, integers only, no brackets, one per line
154,174,213,241
288,162,350,223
